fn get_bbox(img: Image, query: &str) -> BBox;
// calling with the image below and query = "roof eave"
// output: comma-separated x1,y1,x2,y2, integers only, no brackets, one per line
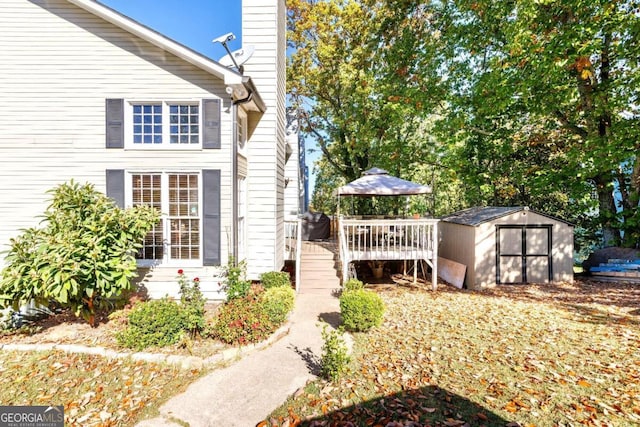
242,77,267,113
67,0,245,85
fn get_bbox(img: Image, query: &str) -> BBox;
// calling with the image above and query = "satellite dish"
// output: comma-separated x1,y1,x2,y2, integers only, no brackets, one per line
218,45,255,68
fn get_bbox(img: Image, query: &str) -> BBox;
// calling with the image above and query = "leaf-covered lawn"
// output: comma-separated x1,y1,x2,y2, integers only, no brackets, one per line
266,281,640,426
0,350,203,426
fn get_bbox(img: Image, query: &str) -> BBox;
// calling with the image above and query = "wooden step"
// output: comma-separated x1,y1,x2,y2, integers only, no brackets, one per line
299,240,341,293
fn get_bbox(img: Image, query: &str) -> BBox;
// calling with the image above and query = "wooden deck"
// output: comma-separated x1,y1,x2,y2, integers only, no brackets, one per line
338,217,439,290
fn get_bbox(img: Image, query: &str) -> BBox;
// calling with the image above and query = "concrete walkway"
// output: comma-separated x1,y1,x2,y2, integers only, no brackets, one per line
136,290,341,427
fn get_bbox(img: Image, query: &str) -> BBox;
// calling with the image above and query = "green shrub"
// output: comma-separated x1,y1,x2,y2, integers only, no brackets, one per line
320,323,350,381
260,285,295,325
211,292,274,345
116,299,188,350
339,289,385,332
177,270,206,338
342,278,365,292
0,308,14,331
260,271,291,289
222,257,251,301
0,181,159,326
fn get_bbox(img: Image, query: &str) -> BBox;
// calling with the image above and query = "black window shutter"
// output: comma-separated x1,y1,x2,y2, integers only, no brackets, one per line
202,169,221,265
202,99,221,149
105,169,125,208
105,99,125,148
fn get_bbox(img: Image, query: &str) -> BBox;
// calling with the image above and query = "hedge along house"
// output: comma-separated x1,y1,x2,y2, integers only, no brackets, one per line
0,0,289,299
439,207,574,289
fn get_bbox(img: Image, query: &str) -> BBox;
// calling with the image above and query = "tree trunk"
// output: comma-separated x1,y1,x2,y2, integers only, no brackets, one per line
595,175,620,247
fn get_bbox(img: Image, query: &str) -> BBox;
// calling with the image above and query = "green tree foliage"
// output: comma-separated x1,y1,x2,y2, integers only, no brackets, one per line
288,0,450,215
438,0,640,246
0,181,159,326
291,0,640,248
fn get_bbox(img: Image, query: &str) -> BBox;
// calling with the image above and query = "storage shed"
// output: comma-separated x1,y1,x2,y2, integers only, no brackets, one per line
439,207,574,289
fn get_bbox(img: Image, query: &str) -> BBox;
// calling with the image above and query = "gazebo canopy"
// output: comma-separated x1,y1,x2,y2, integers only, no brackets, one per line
336,168,431,196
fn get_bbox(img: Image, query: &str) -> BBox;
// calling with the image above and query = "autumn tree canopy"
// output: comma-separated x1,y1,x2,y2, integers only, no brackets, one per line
288,0,640,248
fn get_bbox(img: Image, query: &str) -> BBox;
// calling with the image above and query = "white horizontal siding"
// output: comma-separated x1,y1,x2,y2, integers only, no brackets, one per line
0,0,234,284
134,267,226,301
242,0,287,279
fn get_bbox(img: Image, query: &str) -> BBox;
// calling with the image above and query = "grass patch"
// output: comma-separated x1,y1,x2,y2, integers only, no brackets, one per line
264,284,640,426
0,350,204,426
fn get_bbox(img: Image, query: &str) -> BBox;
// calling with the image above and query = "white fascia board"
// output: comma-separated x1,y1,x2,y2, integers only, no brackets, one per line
66,0,244,85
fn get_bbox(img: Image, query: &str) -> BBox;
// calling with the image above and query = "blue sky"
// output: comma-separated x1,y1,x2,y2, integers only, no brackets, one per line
100,0,242,62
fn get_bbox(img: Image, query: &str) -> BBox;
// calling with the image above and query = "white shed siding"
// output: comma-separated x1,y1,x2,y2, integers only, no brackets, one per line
475,222,498,288
0,0,234,292
242,0,287,279
441,209,574,289
477,211,574,287
438,223,477,288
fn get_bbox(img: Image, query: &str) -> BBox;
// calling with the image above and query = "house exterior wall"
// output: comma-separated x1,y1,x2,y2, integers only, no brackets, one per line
0,0,238,299
441,210,574,289
242,0,287,279
284,110,302,219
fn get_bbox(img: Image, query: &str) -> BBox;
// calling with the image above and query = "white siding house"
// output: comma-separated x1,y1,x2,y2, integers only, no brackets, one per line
0,0,289,299
242,0,288,279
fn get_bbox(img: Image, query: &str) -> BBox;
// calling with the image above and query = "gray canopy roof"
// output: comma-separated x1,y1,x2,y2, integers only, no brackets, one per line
336,168,432,196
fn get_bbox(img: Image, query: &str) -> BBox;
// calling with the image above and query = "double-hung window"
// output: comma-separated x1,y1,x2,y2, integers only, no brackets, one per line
105,98,222,266
130,172,201,266
130,102,200,148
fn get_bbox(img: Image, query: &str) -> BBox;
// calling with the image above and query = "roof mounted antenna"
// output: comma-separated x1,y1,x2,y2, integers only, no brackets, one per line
213,32,240,70
213,32,255,74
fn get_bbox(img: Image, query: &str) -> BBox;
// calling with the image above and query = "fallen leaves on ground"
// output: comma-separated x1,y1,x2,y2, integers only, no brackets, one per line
264,280,640,426
0,303,226,359
0,350,202,426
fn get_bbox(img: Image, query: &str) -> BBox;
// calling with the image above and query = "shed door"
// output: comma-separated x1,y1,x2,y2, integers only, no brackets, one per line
496,225,552,284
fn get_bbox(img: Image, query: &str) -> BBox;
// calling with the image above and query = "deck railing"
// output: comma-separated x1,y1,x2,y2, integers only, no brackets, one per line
338,217,439,290
284,219,302,292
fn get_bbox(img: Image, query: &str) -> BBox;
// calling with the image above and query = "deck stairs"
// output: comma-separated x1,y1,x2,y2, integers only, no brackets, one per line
299,240,342,294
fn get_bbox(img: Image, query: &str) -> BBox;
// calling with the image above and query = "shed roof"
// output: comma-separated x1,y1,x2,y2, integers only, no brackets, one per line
441,206,574,227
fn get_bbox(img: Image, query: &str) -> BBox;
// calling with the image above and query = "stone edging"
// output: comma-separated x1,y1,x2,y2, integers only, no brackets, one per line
0,321,292,370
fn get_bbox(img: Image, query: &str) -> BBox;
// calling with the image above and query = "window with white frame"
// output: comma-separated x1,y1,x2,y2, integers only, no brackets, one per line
129,102,200,148
130,172,201,265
